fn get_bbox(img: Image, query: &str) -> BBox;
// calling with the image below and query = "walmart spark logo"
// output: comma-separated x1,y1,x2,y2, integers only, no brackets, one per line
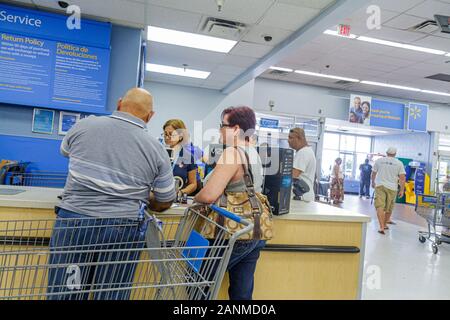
408,103,428,132
410,106,422,120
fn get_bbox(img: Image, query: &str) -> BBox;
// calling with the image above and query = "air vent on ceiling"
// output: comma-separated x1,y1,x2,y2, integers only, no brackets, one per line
410,20,439,34
201,17,246,40
269,69,290,76
435,15,450,34
426,73,450,82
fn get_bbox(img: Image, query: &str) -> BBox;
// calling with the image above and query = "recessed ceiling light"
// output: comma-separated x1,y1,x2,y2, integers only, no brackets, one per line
269,66,294,72
360,81,421,92
323,29,357,39
295,70,360,82
324,29,449,56
146,63,210,79
147,26,237,53
327,124,388,134
361,81,450,97
421,90,450,97
357,36,447,55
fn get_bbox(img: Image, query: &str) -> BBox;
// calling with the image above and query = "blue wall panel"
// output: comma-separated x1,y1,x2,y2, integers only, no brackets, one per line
0,134,68,172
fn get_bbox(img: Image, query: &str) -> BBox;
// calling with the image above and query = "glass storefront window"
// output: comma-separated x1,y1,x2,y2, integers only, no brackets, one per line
340,153,354,179
340,135,356,152
322,132,373,180
323,133,340,150
438,159,450,192
321,149,340,178
356,136,372,154
356,153,370,180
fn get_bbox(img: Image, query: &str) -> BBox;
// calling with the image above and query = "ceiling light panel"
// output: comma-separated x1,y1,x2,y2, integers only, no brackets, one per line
295,70,360,82
269,66,294,72
146,63,210,79
147,26,237,53
323,29,358,39
360,81,421,92
357,36,447,55
323,30,449,56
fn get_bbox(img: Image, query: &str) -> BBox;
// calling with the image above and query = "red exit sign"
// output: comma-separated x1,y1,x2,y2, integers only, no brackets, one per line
338,24,351,37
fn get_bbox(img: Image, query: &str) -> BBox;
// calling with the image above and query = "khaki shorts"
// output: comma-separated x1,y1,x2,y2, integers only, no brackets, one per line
374,186,397,213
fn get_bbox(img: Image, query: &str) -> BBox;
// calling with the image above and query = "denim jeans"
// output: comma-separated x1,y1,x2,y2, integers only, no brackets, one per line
47,208,145,300
360,179,371,197
227,240,266,300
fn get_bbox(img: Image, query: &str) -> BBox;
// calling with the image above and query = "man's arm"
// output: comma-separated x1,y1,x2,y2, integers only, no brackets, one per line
292,168,303,179
60,128,75,158
150,145,177,212
60,119,87,158
371,171,377,189
292,151,306,180
149,192,173,212
398,174,406,198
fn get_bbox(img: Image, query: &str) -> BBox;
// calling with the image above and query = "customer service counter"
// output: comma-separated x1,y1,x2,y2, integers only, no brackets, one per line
0,186,370,300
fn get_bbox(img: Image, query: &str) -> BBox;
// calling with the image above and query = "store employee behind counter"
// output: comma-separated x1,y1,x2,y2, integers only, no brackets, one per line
163,119,203,196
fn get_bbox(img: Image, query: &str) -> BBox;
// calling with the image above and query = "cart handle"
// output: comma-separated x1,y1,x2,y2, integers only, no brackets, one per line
210,205,248,225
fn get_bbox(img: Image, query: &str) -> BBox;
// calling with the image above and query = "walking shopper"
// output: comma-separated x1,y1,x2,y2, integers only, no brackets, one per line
359,159,372,199
330,158,344,205
372,147,406,235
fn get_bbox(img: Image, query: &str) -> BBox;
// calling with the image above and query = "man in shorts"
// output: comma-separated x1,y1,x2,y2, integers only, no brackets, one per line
372,147,406,235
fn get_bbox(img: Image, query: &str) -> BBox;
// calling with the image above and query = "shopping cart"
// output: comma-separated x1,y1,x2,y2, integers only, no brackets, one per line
416,194,450,254
315,179,331,204
0,204,253,300
4,171,67,188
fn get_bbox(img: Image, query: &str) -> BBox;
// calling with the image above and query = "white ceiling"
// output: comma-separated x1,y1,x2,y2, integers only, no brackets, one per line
261,0,450,104
3,0,336,90
5,0,450,106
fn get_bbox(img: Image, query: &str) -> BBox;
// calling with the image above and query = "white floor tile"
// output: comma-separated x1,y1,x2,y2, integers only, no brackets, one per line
362,210,450,300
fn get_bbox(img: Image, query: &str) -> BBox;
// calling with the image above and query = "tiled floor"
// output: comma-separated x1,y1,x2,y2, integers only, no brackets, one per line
330,195,450,300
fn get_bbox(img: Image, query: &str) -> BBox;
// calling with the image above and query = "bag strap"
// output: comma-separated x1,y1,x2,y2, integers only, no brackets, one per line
234,147,262,240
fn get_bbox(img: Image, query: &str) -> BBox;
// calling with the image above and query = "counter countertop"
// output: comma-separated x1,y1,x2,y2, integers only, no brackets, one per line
0,186,62,209
0,186,370,223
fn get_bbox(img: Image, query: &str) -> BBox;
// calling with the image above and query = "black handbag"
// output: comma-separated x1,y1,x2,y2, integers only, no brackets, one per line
293,178,310,200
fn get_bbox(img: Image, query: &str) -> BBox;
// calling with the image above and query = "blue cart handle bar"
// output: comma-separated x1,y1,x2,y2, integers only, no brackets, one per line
209,205,246,225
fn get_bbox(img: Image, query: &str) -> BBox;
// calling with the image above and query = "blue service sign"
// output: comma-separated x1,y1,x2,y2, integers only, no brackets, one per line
260,118,279,129
0,4,111,48
408,103,428,132
0,4,111,114
369,99,405,130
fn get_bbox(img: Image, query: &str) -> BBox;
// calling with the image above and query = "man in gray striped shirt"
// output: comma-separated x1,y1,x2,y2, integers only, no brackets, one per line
58,87,176,217
48,88,176,300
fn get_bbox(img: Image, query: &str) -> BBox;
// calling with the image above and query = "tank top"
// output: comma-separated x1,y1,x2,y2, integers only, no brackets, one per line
204,146,263,193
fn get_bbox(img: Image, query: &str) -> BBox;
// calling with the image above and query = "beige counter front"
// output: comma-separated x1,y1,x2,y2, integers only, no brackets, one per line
0,186,370,300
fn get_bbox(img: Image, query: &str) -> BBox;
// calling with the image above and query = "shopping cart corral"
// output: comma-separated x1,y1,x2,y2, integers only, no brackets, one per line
416,194,450,254
0,204,253,300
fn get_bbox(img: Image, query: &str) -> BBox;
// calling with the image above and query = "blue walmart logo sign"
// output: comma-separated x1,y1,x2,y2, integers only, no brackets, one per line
410,105,423,120
408,103,428,132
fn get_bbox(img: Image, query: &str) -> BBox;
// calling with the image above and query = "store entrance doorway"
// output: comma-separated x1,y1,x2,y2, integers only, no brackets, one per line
437,152,450,192
339,152,355,179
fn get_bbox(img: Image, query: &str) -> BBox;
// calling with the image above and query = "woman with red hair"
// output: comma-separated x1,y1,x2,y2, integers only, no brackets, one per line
195,106,265,300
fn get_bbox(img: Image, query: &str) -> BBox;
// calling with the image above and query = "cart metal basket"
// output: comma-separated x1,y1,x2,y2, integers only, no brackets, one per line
3,172,67,189
0,204,253,300
416,194,450,254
